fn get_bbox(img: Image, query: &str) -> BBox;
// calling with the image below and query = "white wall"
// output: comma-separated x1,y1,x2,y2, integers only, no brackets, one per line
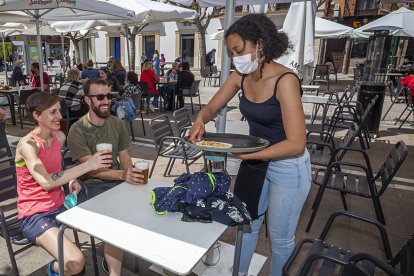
94,31,107,63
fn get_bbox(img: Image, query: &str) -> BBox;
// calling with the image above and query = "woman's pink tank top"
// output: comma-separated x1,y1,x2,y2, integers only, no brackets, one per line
17,131,64,219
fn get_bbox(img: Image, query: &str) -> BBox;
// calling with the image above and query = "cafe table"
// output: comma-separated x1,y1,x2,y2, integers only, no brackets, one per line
57,180,229,275
0,88,18,125
302,95,337,124
156,79,177,112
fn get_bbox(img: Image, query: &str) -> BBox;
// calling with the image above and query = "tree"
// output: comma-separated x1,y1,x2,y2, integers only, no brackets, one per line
166,1,225,68
66,31,90,65
120,24,148,71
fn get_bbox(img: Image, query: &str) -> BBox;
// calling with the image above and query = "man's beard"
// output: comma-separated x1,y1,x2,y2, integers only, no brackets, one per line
91,103,110,118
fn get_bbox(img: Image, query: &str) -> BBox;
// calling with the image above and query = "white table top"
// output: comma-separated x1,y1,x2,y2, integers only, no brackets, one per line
302,95,334,104
57,181,228,275
301,85,320,90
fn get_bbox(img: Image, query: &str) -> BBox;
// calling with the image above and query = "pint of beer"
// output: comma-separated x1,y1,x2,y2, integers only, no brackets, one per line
96,143,113,164
134,161,149,184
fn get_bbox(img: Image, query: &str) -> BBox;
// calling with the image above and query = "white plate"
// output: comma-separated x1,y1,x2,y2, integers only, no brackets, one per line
196,141,233,149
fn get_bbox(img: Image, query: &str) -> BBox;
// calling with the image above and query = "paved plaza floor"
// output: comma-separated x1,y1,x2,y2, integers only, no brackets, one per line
1,72,413,275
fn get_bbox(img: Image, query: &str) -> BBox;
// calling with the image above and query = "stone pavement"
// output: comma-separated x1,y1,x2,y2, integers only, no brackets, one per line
1,72,413,275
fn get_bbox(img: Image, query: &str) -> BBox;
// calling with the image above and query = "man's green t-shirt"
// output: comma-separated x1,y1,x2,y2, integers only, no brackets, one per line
68,115,130,175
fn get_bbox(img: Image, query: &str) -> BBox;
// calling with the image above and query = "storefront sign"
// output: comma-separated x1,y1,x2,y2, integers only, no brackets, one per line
15,36,23,41
29,41,37,45
28,0,53,6
353,21,361,28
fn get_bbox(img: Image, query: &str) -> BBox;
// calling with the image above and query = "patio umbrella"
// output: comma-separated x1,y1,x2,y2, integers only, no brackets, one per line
50,0,196,71
353,7,414,39
0,0,135,91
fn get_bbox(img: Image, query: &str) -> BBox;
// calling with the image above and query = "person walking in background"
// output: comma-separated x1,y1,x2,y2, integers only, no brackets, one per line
68,78,145,276
176,62,194,110
152,50,160,76
111,60,127,85
80,59,99,81
189,14,311,276
30,62,49,91
160,53,166,76
140,62,159,112
205,48,216,69
11,60,26,87
15,92,111,276
58,68,88,118
140,52,147,72
64,51,71,70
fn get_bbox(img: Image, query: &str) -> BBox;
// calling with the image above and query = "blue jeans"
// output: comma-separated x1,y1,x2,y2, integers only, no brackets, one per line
238,150,311,276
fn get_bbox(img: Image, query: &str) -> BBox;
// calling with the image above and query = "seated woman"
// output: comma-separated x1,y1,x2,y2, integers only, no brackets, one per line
140,62,160,112
121,71,142,99
58,68,88,118
99,67,121,93
15,92,111,276
176,62,194,109
111,60,127,85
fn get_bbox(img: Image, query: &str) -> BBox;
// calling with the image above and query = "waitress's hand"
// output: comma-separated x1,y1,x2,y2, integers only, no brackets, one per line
188,120,205,144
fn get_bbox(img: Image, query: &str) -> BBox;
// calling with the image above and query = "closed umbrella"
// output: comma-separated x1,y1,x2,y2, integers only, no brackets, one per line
0,0,135,91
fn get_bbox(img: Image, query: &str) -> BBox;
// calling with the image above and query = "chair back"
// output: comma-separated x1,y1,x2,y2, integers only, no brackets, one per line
336,123,359,161
377,141,408,196
0,158,16,203
173,108,192,136
0,121,12,159
362,95,379,121
138,81,150,96
200,67,210,78
313,65,329,80
149,115,175,151
182,80,201,97
211,65,218,74
18,89,33,108
131,92,143,113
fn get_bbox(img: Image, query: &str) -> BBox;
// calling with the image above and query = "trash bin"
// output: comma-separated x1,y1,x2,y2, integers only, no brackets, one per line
357,83,387,133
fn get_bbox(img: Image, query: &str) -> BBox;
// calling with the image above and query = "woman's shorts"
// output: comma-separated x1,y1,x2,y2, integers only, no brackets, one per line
20,206,65,244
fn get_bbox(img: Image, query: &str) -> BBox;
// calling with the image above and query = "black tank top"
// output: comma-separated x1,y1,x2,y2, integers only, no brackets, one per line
239,72,302,145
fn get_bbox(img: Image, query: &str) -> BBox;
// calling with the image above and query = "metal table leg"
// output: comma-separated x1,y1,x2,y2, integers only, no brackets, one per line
58,225,68,275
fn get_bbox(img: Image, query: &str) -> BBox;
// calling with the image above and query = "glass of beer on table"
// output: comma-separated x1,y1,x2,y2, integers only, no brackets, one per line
134,161,149,184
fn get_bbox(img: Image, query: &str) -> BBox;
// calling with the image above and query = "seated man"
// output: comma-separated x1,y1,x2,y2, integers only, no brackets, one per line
68,78,144,275
30,62,49,91
80,59,99,81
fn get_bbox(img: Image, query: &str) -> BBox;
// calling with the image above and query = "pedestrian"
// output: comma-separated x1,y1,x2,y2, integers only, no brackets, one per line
205,48,216,69
188,14,311,276
153,50,160,76
15,92,111,276
140,52,147,72
64,51,71,70
160,53,166,76
11,60,26,87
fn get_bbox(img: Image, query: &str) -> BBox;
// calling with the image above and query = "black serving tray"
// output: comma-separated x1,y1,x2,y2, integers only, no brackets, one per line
184,133,270,153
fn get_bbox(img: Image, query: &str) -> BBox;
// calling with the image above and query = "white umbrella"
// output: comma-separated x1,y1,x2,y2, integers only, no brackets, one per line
353,7,414,39
172,0,303,5
0,0,135,91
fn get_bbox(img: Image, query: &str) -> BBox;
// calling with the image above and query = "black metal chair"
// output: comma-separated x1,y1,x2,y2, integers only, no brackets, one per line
395,88,413,129
18,89,34,129
311,65,330,91
172,107,192,137
382,81,406,121
59,99,84,136
129,92,146,140
283,211,405,276
306,122,360,168
148,115,203,177
180,80,201,115
137,81,151,115
306,141,408,232
0,121,12,162
200,67,210,86
208,65,221,86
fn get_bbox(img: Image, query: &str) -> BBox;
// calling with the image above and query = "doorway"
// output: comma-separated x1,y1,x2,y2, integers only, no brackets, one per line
180,34,194,67
109,37,121,61
143,35,155,62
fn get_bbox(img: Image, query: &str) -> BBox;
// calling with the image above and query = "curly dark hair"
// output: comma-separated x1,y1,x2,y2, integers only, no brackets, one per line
126,71,138,85
224,14,290,63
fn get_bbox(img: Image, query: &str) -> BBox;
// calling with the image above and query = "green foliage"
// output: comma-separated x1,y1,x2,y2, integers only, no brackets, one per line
0,42,13,60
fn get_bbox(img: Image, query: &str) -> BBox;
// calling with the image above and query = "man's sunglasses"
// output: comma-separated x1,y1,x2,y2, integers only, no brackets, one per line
86,94,114,101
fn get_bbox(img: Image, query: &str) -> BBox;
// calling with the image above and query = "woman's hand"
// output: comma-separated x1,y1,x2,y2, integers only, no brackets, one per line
68,179,82,194
188,120,206,143
85,150,113,170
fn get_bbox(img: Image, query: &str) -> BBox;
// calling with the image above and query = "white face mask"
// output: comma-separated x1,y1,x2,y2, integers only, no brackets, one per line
232,48,258,74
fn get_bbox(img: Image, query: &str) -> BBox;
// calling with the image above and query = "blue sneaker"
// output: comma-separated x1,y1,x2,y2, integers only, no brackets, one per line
47,260,58,276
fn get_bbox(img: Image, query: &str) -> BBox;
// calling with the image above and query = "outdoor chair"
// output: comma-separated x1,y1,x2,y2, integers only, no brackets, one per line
208,65,221,86
311,65,330,91
59,99,83,136
0,121,12,162
328,62,339,83
284,211,408,276
382,81,406,121
394,88,413,129
306,140,408,232
200,67,210,86
129,92,146,140
179,80,201,115
172,107,192,137
137,81,151,115
148,115,203,177
18,88,34,129
306,122,360,168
